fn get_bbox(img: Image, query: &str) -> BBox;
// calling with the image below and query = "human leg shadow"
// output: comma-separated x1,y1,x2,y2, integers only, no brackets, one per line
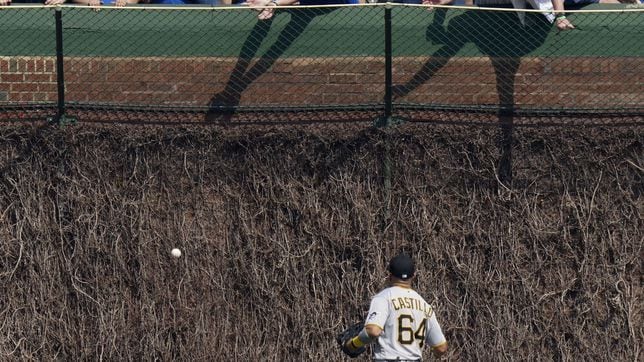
205,9,331,122
205,17,274,122
479,11,550,188
393,8,551,188
391,8,465,99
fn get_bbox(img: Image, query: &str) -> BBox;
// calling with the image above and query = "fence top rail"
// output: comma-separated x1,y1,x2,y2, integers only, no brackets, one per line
3,3,644,12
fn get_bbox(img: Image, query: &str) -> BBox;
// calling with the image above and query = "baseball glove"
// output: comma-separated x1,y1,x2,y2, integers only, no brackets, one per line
336,322,366,358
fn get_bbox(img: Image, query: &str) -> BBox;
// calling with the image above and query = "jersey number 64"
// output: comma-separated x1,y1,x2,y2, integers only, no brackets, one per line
397,315,427,347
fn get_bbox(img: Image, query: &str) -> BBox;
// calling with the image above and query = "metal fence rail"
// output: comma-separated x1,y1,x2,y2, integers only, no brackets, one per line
0,4,642,124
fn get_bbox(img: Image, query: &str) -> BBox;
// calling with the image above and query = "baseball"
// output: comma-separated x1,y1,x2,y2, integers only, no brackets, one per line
171,248,182,258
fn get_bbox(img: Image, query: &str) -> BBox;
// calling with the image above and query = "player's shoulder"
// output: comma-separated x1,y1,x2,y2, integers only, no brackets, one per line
369,286,400,303
408,288,427,301
372,287,391,300
388,285,425,297
374,285,422,299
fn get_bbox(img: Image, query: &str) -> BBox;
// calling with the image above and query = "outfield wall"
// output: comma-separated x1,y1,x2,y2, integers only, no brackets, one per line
1,124,641,360
0,5,642,121
1,56,641,107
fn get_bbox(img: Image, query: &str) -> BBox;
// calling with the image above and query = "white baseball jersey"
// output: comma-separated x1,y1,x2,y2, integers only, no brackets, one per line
365,285,446,361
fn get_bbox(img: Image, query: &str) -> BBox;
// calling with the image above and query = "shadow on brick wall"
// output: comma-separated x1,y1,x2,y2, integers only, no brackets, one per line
204,8,338,123
392,7,551,186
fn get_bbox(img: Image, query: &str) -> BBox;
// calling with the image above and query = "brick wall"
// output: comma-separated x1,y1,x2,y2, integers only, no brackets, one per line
0,58,57,103
1,56,642,109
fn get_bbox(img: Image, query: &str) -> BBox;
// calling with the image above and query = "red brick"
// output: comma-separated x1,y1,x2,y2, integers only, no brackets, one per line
473,93,499,104
33,93,49,101
38,83,58,93
132,59,151,73
324,83,372,94
135,72,156,83
92,60,115,73
45,60,56,73
269,61,295,74
323,93,372,104
8,59,19,72
177,83,214,94
518,58,545,75
280,92,319,104
24,73,53,82
159,59,187,73
159,72,186,83
66,92,90,102
246,84,283,95
103,62,120,74
190,62,208,74
356,73,384,84
329,73,357,84
126,59,147,70
469,74,499,85
12,83,39,92
292,74,330,84
587,83,631,93
35,59,46,73
146,83,176,92
78,72,107,83
17,59,29,72
67,61,92,73
93,82,121,93
105,73,134,83
190,94,211,103
19,93,34,102
1,74,24,82
25,60,37,73
65,83,88,93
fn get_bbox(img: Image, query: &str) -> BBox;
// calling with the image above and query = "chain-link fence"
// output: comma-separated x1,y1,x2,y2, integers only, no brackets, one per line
0,4,642,125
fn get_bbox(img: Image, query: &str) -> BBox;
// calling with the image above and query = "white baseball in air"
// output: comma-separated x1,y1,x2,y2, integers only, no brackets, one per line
171,248,182,258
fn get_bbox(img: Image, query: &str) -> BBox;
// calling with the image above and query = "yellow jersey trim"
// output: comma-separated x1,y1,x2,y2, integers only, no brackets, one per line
365,322,384,330
432,340,448,348
390,282,412,289
350,336,365,348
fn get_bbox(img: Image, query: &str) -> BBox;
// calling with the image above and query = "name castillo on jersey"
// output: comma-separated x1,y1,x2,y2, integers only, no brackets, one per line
391,296,433,317
366,286,445,361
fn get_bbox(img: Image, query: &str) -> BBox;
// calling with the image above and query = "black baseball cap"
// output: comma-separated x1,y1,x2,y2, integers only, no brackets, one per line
388,253,415,280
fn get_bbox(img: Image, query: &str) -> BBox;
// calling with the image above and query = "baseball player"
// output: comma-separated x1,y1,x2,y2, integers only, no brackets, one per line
344,253,447,361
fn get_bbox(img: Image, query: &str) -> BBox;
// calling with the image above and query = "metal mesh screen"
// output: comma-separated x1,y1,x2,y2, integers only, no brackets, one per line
0,4,642,125
57,5,387,123
393,6,643,122
0,7,58,121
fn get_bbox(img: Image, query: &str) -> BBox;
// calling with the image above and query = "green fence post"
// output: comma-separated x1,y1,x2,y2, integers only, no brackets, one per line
374,3,405,128
53,7,75,125
375,3,405,234
380,130,392,234
384,4,393,120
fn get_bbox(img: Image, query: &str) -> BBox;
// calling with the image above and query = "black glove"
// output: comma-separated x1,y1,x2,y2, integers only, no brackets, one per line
336,322,366,358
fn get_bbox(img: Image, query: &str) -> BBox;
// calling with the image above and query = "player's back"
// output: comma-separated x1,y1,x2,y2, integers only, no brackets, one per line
366,285,433,361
